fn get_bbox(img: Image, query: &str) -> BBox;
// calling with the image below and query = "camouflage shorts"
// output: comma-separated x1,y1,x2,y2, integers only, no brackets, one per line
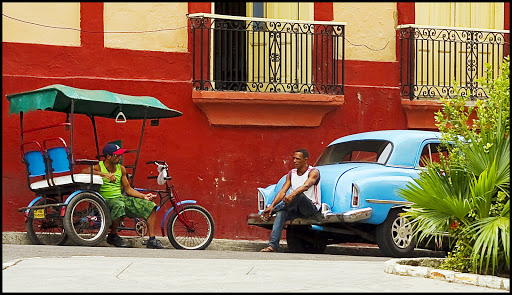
104,196,156,221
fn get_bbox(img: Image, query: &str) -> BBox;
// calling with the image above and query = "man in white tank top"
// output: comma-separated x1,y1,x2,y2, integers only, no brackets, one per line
260,149,321,252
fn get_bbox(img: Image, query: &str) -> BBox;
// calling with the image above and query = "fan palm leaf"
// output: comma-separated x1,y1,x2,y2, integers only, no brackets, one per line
400,164,472,245
462,200,510,274
469,159,499,218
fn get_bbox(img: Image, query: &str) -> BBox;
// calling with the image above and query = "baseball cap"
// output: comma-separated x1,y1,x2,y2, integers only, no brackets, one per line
102,143,126,156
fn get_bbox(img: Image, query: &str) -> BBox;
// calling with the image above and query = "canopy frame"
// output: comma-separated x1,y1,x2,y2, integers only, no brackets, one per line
9,84,182,187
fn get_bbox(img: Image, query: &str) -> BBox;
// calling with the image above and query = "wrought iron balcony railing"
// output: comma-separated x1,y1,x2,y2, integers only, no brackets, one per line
399,25,510,100
188,13,346,95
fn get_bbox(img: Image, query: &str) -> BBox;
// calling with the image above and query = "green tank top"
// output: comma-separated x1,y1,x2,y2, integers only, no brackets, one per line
99,161,123,199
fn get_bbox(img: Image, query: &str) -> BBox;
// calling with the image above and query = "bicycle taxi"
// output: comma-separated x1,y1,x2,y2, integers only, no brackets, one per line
7,84,214,249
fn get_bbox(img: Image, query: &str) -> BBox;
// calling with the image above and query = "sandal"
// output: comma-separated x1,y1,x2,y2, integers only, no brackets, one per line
260,246,276,252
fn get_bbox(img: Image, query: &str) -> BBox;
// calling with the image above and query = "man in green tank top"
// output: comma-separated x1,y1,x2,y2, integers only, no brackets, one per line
83,143,167,249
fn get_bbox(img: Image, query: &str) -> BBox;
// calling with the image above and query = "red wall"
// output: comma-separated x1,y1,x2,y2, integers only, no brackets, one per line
3,2,409,240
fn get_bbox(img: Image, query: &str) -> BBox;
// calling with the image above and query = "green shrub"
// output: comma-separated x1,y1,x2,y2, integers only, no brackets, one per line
400,57,510,276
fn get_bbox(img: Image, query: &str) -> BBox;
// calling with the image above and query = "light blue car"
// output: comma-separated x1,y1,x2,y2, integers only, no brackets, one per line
247,130,448,257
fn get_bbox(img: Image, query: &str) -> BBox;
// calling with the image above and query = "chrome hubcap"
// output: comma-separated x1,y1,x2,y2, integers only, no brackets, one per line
391,216,412,249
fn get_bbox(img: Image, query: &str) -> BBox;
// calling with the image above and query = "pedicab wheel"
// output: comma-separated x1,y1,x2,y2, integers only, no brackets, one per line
167,204,214,250
63,192,111,246
26,198,68,245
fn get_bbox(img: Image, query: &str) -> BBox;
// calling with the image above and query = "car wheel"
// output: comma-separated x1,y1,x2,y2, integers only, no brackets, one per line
375,208,416,258
286,226,326,254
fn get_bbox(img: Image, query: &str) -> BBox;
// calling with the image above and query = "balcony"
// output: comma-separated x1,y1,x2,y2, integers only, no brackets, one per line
187,13,346,127
398,24,510,100
398,25,510,129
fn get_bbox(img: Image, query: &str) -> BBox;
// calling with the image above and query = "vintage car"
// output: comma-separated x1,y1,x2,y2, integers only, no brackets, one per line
247,130,449,257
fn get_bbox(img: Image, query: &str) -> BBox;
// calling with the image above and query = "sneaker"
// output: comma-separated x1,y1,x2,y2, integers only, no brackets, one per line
146,238,168,249
106,234,130,248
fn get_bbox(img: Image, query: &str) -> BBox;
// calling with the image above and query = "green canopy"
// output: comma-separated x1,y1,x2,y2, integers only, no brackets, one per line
7,84,182,119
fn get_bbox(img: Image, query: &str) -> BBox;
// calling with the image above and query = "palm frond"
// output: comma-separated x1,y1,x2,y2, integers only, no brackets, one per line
403,208,453,245
463,114,510,191
399,164,472,222
462,201,510,275
469,159,499,218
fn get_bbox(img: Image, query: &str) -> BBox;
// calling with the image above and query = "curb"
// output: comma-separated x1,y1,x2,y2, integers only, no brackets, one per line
0,231,431,255
384,258,510,291
2,231,273,251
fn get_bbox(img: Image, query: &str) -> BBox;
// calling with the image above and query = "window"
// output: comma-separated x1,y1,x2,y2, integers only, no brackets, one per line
418,143,449,167
315,140,393,166
415,2,504,30
252,2,264,31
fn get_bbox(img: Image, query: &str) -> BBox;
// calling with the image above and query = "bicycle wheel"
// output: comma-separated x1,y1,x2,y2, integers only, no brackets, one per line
167,204,214,250
63,192,111,246
25,198,67,245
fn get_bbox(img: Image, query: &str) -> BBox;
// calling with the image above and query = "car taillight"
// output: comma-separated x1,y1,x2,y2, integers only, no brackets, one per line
351,184,360,207
258,190,265,211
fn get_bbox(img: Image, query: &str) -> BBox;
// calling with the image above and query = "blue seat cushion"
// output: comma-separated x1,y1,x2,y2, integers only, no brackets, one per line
47,147,70,173
25,151,46,177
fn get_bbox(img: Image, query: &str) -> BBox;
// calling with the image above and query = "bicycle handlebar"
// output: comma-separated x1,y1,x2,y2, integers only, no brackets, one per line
146,160,171,181
146,160,166,165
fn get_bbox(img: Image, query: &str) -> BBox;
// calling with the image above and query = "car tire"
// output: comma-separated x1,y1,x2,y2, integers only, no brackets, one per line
375,208,416,258
286,226,327,254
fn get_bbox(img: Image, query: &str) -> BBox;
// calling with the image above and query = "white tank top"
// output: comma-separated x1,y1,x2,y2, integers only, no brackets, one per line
290,165,321,210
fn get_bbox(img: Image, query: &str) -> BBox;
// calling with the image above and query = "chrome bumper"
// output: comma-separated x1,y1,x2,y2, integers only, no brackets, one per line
340,207,372,222
246,207,372,226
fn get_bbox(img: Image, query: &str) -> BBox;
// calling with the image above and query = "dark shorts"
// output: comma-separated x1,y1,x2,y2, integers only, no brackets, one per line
104,196,156,221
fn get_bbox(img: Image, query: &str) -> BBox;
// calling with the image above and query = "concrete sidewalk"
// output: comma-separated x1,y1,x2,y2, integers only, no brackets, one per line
3,255,505,292
3,231,509,291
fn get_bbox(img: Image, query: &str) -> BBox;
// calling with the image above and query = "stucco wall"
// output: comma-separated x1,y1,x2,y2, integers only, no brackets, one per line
333,2,397,62
104,2,188,52
1,2,408,241
2,2,80,46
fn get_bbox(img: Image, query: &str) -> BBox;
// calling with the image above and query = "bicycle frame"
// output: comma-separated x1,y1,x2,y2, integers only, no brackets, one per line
135,182,196,237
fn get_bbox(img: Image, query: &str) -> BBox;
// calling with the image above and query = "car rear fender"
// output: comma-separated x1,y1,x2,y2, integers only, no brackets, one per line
353,175,415,224
257,174,290,213
316,164,362,213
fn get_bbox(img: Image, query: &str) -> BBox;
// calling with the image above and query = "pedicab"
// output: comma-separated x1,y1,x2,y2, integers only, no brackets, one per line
7,84,215,249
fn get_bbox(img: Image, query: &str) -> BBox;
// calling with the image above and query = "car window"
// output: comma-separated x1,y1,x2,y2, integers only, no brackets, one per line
315,140,393,166
418,143,449,167
377,142,392,164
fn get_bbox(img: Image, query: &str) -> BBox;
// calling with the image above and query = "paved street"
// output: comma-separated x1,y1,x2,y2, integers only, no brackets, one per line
2,244,505,292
